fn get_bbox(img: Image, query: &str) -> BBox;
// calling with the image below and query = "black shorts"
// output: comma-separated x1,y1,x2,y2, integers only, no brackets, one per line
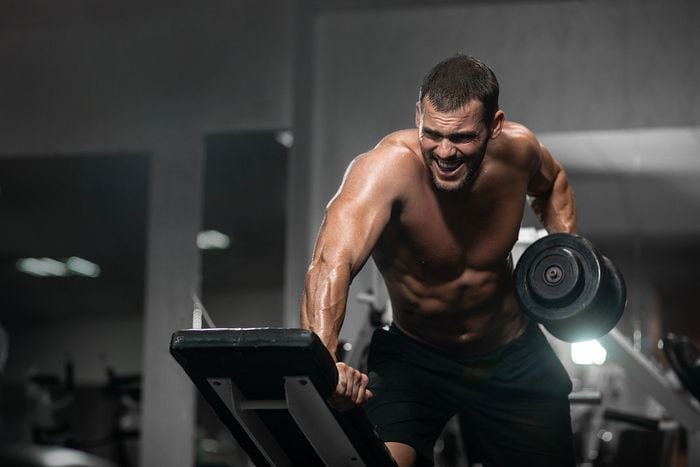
364,321,575,467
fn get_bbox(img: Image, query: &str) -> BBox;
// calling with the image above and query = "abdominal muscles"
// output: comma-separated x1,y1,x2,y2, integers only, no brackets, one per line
381,259,527,355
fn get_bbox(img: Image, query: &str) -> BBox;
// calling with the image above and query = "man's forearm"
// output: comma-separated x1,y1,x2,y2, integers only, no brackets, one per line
301,261,352,360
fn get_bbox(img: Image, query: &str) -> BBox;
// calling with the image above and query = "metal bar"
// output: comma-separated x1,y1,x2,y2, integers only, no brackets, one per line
191,292,216,328
284,376,365,467
208,378,292,467
598,328,700,432
239,399,288,410
603,408,660,431
568,390,603,405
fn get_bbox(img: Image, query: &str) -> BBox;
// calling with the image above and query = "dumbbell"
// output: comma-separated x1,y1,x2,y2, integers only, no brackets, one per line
514,233,626,342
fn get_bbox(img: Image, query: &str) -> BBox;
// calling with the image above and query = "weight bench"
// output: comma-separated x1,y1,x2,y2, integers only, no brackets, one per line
170,327,397,467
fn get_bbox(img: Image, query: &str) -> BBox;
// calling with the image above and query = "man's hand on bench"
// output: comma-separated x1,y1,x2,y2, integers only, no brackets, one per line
328,362,374,410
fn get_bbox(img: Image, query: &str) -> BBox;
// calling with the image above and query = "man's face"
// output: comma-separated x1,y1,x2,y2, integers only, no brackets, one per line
416,99,492,192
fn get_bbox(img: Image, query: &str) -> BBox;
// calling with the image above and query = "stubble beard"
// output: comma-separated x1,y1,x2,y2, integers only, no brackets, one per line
425,145,487,193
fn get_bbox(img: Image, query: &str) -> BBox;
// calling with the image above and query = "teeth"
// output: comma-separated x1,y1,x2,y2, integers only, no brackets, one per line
435,158,462,171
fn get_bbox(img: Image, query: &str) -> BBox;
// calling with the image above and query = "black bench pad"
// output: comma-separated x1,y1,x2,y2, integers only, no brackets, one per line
170,327,396,467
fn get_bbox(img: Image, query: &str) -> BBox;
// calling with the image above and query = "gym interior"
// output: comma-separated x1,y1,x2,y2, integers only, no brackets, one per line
0,1,699,466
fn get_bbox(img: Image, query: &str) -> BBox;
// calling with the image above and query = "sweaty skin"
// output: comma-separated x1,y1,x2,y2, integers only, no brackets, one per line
301,99,577,412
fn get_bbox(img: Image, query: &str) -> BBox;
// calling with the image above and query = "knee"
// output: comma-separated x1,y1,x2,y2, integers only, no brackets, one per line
386,442,418,467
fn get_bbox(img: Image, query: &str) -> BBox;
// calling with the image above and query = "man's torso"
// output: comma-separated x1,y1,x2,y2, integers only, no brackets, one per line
371,123,536,355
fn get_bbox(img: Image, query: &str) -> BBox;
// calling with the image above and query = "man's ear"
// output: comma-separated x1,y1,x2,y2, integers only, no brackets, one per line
489,110,505,139
415,102,422,129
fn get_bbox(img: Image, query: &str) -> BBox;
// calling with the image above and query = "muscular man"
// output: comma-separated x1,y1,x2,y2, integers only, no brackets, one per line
301,55,577,467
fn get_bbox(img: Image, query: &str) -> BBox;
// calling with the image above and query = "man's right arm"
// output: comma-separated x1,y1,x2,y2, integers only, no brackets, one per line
300,146,407,409
301,148,401,357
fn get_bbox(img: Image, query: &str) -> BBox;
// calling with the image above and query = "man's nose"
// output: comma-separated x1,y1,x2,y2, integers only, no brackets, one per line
434,138,456,158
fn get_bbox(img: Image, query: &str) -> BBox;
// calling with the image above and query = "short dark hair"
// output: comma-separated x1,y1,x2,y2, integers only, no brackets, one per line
419,54,500,123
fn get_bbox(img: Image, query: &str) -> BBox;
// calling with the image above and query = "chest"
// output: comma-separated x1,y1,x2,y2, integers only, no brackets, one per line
393,178,527,275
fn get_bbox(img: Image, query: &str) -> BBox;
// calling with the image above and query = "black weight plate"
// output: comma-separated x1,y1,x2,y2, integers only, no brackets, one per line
515,234,626,342
528,247,582,306
552,254,626,342
515,233,601,325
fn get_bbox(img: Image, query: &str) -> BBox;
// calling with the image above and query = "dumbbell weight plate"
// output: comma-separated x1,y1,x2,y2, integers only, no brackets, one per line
514,233,626,342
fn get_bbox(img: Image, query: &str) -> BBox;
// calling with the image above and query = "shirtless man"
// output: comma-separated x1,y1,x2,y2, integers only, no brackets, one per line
301,55,577,467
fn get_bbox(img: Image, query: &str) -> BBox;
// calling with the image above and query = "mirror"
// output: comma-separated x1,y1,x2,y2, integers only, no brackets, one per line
0,153,149,465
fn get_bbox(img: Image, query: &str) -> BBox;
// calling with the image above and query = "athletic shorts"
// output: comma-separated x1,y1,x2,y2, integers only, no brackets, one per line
364,321,575,467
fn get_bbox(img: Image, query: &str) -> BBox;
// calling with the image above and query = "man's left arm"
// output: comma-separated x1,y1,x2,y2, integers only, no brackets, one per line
527,142,578,234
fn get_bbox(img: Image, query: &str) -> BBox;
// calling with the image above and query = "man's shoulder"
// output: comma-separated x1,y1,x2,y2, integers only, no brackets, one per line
356,129,423,172
373,129,421,158
499,121,539,149
490,121,541,165
339,130,424,203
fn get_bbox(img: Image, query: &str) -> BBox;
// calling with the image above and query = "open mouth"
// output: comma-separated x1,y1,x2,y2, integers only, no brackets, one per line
433,156,464,175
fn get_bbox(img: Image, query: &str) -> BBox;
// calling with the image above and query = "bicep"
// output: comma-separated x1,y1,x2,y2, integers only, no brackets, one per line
311,154,398,276
313,202,385,278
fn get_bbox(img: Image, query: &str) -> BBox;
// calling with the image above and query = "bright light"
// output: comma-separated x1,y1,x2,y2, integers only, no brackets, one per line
197,230,231,250
16,257,69,277
16,257,100,278
45,448,94,466
65,256,101,278
275,131,294,148
571,339,607,365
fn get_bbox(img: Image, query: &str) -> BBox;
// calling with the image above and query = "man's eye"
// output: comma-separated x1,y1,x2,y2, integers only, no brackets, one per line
449,135,475,144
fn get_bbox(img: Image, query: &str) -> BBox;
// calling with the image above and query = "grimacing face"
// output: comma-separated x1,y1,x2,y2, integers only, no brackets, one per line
416,99,497,192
